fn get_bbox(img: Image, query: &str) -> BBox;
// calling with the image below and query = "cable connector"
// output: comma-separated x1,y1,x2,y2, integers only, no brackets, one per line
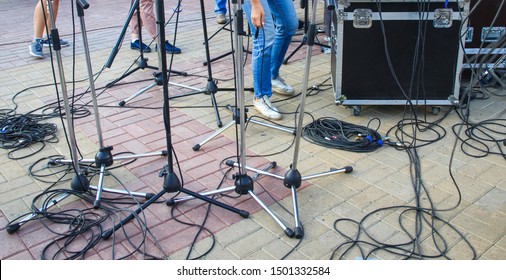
376,139,383,147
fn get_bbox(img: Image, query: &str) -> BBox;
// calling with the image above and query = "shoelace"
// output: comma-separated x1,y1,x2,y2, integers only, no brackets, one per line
33,42,42,51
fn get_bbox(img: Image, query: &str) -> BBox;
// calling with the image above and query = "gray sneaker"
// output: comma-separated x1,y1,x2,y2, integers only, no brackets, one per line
253,96,282,120
271,77,295,95
29,40,43,59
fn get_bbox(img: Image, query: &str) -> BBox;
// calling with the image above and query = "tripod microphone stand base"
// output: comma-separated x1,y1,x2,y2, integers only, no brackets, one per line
117,73,225,128
192,105,295,151
166,160,277,205
166,160,296,238
101,166,249,240
52,148,165,205
6,193,70,234
226,160,353,181
53,150,168,166
225,160,353,239
106,58,159,89
238,174,295,238
49,161,155,201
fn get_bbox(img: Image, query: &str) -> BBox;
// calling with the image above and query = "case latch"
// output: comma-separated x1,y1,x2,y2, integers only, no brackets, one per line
433,8,453,28
353,9,372,28
481,27,506,42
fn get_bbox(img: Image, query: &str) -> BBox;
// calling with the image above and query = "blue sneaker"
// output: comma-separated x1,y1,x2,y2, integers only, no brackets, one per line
29,40,44,59
130,39,151,53
41,36,70,47
156,40,181,54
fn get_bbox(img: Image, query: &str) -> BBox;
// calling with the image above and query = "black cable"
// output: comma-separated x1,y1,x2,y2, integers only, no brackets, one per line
452,117,506,159
327,0,477,260
302,117,384,152
0,110,59,160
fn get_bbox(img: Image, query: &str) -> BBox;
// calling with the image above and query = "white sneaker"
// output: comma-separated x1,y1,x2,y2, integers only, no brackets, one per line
253,96,282,120
271,77,295,95
216,14,226,24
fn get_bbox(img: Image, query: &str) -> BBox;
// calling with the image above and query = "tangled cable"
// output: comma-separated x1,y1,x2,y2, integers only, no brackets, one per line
302,117,383,152
0,113,59,159
452,117,506,159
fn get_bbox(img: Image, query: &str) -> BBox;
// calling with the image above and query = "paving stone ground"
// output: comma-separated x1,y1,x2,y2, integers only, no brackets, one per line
0,0,504,261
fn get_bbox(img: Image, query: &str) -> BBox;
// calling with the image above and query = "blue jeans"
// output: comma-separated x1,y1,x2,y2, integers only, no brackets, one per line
214,0,227,15
243,0,298,98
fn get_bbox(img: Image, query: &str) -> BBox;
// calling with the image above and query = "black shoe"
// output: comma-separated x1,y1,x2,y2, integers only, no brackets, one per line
130,39,151,53
155,40,181,54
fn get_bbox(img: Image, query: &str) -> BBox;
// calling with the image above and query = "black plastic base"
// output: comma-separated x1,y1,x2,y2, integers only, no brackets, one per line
294,226,304,239
102,229,113,240
95,146,114,167
71,174,90,192
283,169,302,189
284,228,295,238
238,210,249,218
6,223,20,234
166,198,175,206
138,57,148,69
234,173,254,195
161,168,181,193
205,80,217,95
192,144,201,151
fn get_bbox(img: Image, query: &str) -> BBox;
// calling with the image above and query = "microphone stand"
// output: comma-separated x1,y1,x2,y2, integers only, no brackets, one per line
101,0,248,240
171,0,352,239
6,0,171,234
52,0,170,209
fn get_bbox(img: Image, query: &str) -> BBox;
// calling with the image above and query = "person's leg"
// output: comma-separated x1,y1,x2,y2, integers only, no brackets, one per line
30,0,48,58
129,8,140,40
243,0,281,120
267,0,298,80
43,0,59,38
214,0,227,15
35,0,69,47
33,0,46,40
243,0,275,99
129,0,152,52
139,0,156,39
141,0,181,53
215,0,227,24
